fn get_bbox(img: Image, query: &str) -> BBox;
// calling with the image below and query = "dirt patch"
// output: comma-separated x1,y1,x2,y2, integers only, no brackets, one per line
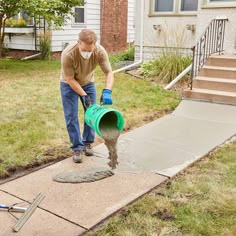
50,51,61,60
126,68,144,79
2,49,61,60
0,146,71,183
127,69,189,96
4,49,35,60
152,208,175,221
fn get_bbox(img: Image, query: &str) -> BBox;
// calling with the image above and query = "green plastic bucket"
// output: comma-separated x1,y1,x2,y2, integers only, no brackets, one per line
85,104,124,137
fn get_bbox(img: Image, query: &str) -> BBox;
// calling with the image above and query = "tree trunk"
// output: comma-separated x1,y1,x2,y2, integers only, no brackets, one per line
0,39,4,58
0,16,6,58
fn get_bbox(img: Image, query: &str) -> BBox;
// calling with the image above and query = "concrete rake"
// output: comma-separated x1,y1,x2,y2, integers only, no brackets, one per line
0,193,45,232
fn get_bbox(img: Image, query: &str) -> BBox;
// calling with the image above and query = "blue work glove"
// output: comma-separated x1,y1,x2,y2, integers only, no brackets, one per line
100,89,112,105
80,95,91,111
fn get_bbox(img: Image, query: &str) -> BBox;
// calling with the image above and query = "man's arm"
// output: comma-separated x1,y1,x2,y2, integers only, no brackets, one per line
67,75,87,96
104,71,114,90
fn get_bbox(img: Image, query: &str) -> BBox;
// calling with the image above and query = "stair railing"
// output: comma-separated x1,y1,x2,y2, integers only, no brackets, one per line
190,17,228,89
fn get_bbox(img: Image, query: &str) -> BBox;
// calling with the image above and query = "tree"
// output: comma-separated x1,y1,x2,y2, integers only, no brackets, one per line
0,0,83,57
0,0,22,57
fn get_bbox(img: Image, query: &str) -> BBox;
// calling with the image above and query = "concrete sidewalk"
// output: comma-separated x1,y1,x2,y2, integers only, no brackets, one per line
1,100,236,235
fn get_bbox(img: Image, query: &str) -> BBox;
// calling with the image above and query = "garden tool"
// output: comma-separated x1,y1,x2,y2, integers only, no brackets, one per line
0,204,27,213
0,193,45,232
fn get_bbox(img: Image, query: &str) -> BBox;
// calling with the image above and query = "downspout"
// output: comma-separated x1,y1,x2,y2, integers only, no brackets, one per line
164,64,192,90
112,0,144,74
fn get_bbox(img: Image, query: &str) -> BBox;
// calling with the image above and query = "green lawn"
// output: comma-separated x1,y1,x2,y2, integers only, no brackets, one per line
0,59,180,177
93,140,236,236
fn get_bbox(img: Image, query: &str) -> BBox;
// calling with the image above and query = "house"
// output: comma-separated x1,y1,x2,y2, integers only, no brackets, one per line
4,0,135,53
133,0,236,105
134,0,236,61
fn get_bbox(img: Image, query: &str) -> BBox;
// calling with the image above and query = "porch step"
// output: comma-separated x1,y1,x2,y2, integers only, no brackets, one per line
183,88,236,105
193,76,236,92
206,54,236,68
199,66,236,79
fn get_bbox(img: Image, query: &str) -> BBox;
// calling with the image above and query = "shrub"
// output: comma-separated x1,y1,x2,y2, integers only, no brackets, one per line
139,53,192,83
39,32,51,60
119,46,135,61
5,18,26,27
139,60,160,78
109,46,135,64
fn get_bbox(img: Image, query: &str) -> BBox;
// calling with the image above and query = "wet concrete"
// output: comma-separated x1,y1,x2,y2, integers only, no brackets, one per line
53,167,114,183
93,100,236,177
99,111,120,169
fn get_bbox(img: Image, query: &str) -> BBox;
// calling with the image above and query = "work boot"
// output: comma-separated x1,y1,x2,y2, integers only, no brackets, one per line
84,144,94,156
72,150,84,163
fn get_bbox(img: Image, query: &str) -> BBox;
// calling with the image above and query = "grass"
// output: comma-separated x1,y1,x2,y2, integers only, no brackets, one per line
0,59,180,177
92,140,236,236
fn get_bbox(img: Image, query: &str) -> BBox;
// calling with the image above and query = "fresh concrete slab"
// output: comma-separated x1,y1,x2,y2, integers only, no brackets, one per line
0,190,85,236
93,100,236,177
0,157,167,230
173,100,236,124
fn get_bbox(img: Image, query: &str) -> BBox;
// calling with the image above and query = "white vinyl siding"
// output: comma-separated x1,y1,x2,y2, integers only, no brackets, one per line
127,0,135,43
4,34,35,51
50,0,101,51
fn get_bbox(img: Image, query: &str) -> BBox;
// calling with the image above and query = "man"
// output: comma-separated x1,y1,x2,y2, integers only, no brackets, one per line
60,29,114,163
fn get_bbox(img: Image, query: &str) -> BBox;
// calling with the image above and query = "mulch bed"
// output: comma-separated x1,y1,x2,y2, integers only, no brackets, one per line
3,49,61,60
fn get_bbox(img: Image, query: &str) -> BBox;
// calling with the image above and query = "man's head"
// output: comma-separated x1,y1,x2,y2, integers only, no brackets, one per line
78,29,97,58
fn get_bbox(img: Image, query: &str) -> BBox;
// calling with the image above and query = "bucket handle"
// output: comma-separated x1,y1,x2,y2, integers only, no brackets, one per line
100,96,103,106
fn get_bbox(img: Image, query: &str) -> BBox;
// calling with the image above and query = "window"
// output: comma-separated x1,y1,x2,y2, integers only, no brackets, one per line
6,10,34,27
20,10,34,26
205,0,236,7
74,6,85,24
210,0,236,1
152,0,198,15
181,0,198,11
155,0,174,12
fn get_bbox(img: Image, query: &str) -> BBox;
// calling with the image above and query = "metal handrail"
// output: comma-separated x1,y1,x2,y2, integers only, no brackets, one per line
190,17,228,89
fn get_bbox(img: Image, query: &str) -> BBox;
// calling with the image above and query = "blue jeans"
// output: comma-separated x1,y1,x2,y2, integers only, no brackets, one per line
60,82,96,151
